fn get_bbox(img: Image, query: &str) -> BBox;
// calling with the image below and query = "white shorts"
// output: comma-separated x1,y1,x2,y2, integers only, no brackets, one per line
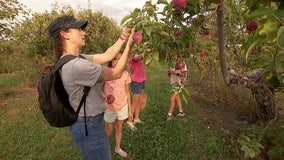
104,104,128,123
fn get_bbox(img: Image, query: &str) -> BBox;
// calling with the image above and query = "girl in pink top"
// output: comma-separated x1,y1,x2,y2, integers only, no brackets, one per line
129,53,147,83
103,53,133,158
127,53,147,127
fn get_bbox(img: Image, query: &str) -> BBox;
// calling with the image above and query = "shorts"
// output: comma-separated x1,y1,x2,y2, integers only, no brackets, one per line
171,82,184,93
104,104,128,123
130,81,146,94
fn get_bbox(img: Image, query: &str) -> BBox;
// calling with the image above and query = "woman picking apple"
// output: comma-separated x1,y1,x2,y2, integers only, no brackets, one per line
47,15,135,160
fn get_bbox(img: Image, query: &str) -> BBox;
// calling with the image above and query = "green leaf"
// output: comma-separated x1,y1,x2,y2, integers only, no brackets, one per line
183,87,190,97
259,19,278,43
248,8,275,19
157,0,168,5
277,26,284,49
159,31,170,37
181,92,188,104
249,151,256,158
255,142,264,149
276,60,284,73
145,6,155,13
145,28,152,37
266,73,273,80
244,35,266,60
120,15,132,26
241,145,249,151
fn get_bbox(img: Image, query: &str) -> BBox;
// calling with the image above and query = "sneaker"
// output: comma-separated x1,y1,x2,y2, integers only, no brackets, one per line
115,148,128,158
127,121,137,131
166,114,174,120
134,119,144,124
176,112,185,117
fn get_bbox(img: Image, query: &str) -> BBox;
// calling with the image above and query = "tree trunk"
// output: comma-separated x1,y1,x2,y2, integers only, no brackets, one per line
216,3,230,85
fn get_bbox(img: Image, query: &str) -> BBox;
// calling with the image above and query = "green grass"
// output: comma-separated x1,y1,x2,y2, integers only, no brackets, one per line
0,61,240,160
0,73,22,87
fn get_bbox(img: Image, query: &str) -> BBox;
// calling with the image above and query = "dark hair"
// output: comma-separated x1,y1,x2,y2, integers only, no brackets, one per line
53,36,64,61
48,15,88,61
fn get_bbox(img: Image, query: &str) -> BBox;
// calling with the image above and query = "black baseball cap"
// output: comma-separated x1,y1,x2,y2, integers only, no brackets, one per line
47,15,88,39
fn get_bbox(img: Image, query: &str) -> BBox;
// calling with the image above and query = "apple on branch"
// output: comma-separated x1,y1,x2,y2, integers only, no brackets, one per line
246,21,258,31
133,31,143,43
175,61,186,70
173,0,187,11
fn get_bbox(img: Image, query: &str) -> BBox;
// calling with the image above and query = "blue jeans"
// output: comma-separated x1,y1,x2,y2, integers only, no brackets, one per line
69,113,112,160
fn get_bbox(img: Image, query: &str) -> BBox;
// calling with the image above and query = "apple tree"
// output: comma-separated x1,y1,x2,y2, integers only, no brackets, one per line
121,0,284,123
13,3,121,65
10,3,121,85
0,0,27,39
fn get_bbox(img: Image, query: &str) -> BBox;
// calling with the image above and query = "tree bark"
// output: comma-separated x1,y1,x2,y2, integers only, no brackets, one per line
216,3,230,85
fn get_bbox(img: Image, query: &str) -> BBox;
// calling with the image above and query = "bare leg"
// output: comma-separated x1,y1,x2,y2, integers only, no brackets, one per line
176,93,183,112
104,122,113,138
114,120,128,157
132,94,141,121
140,91,147,110
115,120,124,150
168,91,178,114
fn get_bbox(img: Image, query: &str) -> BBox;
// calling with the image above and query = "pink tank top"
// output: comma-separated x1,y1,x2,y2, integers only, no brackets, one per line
129,57,146,83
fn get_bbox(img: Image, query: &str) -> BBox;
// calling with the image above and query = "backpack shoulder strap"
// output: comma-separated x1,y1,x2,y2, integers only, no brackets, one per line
54,55,78,71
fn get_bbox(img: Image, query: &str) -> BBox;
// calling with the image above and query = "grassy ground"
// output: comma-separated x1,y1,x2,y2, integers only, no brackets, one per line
0,60,273,160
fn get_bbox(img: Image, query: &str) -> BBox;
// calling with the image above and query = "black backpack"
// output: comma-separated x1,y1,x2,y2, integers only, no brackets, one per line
38,55,90,127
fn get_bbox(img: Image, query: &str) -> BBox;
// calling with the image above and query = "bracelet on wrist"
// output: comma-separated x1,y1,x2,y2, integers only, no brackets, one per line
119,35,126,41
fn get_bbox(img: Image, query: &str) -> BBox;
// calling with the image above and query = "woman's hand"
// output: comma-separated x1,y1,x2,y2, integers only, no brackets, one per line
121,28,132,39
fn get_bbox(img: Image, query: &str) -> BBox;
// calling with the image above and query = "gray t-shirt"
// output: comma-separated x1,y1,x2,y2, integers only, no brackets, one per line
61,54,105,117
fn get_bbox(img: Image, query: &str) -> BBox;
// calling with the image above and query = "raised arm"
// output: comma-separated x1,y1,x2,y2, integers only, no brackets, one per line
101,28,135,81
92,28,132,64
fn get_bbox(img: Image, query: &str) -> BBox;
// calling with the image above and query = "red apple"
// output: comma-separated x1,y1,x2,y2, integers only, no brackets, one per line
246,21,258,31
133,31,143,43
174,30,182,37
175,61,185,70
106,95,115,104
173,0,187,10
198,28,210,35
199,50,205,57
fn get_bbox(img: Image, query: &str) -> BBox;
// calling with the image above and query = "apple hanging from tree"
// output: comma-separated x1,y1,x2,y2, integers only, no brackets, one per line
246,21,258,31
174,30,182,37
175,61,185,70
199,50,205,57
133,31,143,43
173,0,187,10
